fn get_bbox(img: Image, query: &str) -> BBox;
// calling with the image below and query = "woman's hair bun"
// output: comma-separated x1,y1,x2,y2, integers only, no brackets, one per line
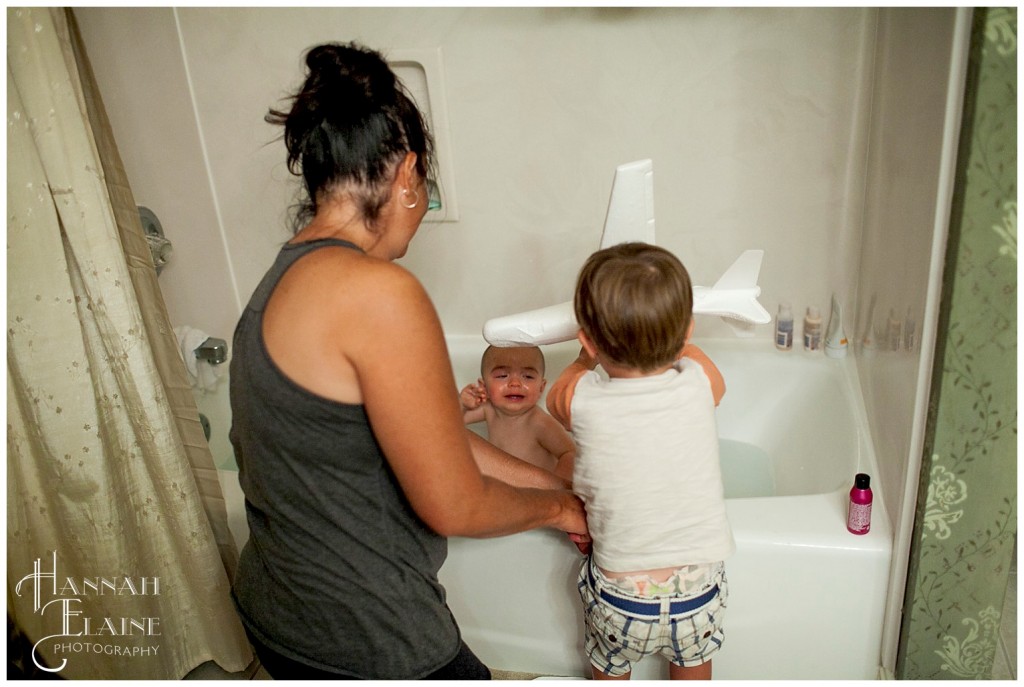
304,43,396,108
267,41,434,232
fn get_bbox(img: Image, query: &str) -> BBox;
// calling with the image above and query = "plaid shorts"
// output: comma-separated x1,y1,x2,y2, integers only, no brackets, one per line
576,558,728,677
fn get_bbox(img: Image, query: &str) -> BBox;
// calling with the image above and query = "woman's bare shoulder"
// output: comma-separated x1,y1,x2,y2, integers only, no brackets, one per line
291,245,427,306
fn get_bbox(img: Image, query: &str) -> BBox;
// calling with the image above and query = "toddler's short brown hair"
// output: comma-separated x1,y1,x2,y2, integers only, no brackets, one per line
574,242,693,371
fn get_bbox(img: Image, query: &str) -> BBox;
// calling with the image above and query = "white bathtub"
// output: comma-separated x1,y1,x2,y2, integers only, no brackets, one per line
215,335,892,680
439,335,892,680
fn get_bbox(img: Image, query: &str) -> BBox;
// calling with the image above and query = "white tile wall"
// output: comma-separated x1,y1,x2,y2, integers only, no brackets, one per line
75,7,877,343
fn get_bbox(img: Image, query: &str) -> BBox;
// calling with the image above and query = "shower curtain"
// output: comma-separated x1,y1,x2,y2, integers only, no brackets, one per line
7,8,252,679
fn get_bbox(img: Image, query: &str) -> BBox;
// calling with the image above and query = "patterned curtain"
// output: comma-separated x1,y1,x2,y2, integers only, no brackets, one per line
896,7,1017,679
7,8,252,679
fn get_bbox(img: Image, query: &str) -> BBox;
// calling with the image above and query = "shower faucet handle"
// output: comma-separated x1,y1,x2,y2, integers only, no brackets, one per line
195,337,228,365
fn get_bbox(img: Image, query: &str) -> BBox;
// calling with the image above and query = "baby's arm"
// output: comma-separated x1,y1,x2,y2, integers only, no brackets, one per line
679,344,726,406
534,411,576,483
460,380,488,424
552,449,575,484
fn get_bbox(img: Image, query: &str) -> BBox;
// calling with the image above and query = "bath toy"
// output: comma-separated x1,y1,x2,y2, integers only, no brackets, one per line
483,159,772,347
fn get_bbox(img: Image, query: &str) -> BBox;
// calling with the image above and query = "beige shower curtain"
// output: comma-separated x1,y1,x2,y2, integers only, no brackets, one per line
7,8,252,679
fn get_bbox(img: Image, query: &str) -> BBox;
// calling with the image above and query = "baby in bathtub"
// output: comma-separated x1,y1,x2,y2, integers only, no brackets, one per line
460,345,576,482
546,242,735,680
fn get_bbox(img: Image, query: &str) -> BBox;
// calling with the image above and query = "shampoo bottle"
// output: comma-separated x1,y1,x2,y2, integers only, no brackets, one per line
803,307,822,352
775,302,794,351
847,473,873,535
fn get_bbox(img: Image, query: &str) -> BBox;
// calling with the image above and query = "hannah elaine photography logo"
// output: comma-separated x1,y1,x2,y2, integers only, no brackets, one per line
14,551,162,674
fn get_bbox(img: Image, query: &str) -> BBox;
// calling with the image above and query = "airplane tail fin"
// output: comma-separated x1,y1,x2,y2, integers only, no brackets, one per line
713,249,764,290
692,250,772,329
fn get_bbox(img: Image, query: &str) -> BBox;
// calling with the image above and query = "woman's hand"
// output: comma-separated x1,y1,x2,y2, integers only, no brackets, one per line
554,491,589,547
568,531,592,556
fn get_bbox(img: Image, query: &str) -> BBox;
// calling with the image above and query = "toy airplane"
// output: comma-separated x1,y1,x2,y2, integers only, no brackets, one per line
482,159,772,347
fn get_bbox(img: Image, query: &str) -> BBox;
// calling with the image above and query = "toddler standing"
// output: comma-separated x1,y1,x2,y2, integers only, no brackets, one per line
547,242,735,680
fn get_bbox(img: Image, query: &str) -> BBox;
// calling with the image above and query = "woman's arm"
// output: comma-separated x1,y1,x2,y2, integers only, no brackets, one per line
467,430,567,489
348,263,587,539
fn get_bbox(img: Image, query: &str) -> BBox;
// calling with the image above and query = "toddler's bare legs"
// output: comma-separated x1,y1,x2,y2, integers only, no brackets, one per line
592,666,630,680
669,660,712,680
591,661,711,680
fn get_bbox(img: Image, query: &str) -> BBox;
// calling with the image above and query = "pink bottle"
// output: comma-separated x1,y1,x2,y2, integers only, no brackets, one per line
847,473,872,535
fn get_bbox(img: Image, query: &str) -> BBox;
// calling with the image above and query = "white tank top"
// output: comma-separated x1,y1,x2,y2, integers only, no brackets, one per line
571,358,735,572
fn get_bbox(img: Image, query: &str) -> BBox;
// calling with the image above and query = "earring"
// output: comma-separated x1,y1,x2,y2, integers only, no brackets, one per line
400,188,420,209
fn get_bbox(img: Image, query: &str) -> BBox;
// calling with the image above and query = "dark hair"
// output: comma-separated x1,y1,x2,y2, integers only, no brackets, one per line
574,242,693,371
267,42,435,231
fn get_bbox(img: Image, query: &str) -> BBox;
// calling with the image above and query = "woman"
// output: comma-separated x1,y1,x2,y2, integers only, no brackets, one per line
228,42,588,680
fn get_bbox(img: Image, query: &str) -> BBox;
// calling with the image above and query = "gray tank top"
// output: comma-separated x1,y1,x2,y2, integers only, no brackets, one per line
228,238,459,678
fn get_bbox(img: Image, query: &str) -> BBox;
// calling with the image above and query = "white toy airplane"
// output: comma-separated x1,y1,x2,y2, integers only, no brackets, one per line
482,159,772,347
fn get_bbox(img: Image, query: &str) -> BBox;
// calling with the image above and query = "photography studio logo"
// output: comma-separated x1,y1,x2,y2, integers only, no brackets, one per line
14,552,162,674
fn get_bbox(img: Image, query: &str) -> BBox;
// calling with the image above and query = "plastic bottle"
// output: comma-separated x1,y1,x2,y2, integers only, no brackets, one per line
775,302,794,351
887,308,902,351
824,294,848,359
803,306,822,352
847,473,873,535
904,307,916,352
861,294,878,358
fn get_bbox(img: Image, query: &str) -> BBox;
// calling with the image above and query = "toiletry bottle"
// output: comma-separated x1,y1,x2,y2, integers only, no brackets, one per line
904,307,916,352
847,473,873,535
824,294,848,358
775,303,794,351
861,295,878,357
803,306,822,352
887,308,902,351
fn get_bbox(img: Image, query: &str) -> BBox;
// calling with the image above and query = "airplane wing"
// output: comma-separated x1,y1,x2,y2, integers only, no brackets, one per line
599,159,655,248
481,301,577,348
